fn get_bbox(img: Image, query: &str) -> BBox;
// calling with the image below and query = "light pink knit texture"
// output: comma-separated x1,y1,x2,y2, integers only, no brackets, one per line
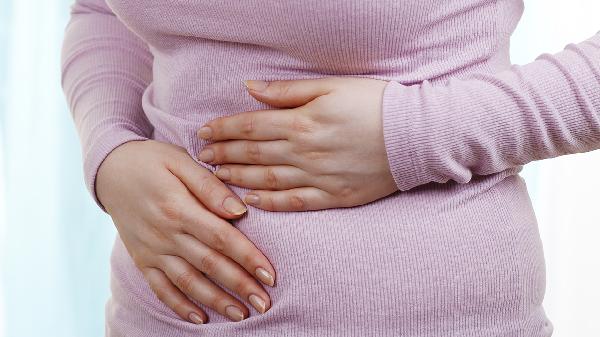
61,0,600,336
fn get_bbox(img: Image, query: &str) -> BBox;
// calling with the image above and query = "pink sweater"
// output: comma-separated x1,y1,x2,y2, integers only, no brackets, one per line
61,1,600,336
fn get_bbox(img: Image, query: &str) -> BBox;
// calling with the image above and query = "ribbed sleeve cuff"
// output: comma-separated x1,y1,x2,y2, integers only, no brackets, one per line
381,80,426,191
83,129,149,213
381,79,493,191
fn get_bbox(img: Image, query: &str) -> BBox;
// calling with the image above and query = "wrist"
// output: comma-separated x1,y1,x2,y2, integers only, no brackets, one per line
95,139,149,213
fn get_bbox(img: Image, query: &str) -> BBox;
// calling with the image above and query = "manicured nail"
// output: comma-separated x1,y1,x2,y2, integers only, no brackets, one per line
215,167,231,181
249,294,268,314
223,196,247,216
243,80,269,92
189,312,204,324
225,305,245,322
197,149,214,163
197,126,212,140
244,193,260,206
255,267,275,287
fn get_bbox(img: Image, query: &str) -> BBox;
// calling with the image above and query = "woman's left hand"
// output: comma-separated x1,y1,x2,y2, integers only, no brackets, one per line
196,77,399,211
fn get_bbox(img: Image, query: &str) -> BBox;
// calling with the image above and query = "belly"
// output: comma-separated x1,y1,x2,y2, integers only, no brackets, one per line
106,168,552,337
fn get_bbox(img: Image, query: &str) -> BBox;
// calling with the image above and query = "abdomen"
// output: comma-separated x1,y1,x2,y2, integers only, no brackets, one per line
107,168,553,337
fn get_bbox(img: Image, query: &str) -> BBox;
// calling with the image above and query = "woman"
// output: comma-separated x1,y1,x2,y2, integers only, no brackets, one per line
61,0,599,336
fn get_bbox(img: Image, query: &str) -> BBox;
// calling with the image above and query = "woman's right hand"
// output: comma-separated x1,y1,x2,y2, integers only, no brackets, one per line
96,140,275,324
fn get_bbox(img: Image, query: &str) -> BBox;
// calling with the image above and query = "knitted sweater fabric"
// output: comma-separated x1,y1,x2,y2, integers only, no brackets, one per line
61,1,600,336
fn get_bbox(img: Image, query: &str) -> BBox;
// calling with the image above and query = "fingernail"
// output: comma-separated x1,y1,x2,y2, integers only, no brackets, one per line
189,312,204,324
243,80,269,92
197,126,212,140
249,294,268,314
255,267,275,287
244,194,260,206
223,196,247,216
197,148,214,163
215,167,231,181
225,305,245,322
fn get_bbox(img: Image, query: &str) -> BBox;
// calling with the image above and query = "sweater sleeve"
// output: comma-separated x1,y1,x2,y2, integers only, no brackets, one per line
381,32,600,191
61,0,154,211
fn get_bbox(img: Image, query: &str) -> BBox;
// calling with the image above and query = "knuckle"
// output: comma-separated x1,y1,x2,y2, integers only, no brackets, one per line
175,270,196,293
289,194,305,211
315,159,340,176
291,115,315,134
147,222,176,248
172,300,189,316
165,154,184,173
210,231,226,253
150,283,166,301
264,195,276,211
142,267,156,283
198,252,220,275
335,185,357,207
337,185,355,199
290,135,324,160
146,274,169,302
197,175,217,198
153,286,169,304
230,167,245,184
156,196,183,222
241,114,255,136
130,252,145,268
209,228,232,253
303,150,327,161
245,142,261,163
263,167,279,189
129,247,153,268
210,119,223,138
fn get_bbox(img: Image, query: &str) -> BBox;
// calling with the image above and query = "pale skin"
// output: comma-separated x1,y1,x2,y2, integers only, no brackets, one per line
199,77,398,210
97,76,397,324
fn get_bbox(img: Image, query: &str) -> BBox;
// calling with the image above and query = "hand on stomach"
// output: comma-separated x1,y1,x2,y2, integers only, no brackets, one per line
96,140,276,324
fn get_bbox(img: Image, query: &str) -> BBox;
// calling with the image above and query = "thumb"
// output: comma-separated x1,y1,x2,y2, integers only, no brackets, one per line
243,77,334,108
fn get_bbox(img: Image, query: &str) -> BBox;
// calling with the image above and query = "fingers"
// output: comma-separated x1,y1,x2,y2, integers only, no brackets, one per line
215,164,311,191
197,109,295,141
181,204,276,288
244,187,339,212
242,78,335,108
143,267,207,324
168,155,247,220
158,255,250,322
175,234,271,314
197,140,294,166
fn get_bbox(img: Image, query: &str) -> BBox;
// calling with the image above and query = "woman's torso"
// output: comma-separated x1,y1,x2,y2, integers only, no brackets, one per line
104,1,553,336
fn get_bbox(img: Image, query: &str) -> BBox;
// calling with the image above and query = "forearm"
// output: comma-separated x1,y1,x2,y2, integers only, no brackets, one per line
61,0,154,210
382,32,600,191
